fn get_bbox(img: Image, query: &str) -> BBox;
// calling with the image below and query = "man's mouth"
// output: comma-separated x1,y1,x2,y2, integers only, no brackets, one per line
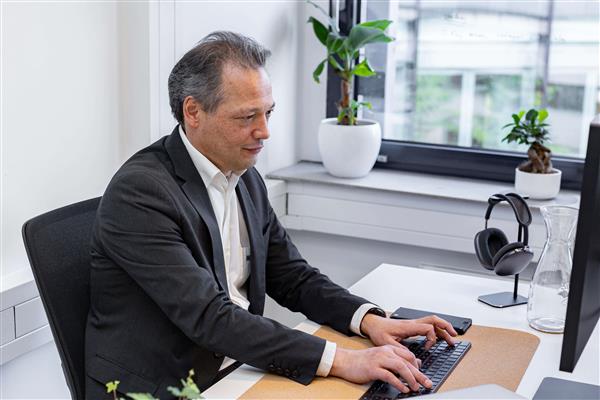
243,145,263,154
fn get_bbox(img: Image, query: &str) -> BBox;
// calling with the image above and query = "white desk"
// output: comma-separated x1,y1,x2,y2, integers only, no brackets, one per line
204,264,600,399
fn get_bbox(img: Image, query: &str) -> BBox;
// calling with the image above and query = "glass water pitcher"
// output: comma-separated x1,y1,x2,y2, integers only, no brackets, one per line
527,205,578,333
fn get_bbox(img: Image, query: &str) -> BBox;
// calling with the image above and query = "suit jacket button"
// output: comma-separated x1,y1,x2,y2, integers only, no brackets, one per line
292,370,299,378
268,363,275,371
214,353,223,358
276,367,283,374
284,368,290,376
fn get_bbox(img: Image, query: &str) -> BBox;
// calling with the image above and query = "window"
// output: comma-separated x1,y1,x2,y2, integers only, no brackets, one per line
329,0,600,189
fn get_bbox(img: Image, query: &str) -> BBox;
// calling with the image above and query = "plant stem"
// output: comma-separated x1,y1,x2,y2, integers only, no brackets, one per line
524,141,552,173
340,78,352,125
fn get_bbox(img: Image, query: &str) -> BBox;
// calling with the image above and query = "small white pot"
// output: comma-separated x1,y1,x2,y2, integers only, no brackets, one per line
318,118,382,178
515,167,562,200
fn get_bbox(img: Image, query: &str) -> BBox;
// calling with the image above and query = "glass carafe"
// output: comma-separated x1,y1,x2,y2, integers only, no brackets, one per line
527,205,578,333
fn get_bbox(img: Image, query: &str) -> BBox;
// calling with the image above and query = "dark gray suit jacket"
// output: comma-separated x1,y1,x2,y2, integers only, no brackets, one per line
85,127,370,399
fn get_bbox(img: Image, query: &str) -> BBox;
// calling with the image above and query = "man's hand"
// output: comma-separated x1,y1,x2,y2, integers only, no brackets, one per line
329,346,433,394
361,314,458,351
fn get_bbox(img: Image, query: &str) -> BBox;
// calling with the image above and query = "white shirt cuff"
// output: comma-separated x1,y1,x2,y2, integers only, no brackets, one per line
315,340,337,377
350,303,380,337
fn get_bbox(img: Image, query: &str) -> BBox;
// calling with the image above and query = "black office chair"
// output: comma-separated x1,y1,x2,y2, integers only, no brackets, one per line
22,197,101,400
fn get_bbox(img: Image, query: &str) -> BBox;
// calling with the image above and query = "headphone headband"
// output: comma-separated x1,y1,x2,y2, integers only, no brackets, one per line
484,193,532,245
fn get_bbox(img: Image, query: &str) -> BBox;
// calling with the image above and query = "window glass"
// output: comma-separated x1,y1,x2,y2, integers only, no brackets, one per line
360,0,599,158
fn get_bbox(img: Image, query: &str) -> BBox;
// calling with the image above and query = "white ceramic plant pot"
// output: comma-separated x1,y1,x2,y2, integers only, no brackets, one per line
515,167,562,200
318,118,382,178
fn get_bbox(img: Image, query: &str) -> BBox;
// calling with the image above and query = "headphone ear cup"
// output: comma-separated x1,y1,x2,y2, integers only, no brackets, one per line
474,228,509,270
492,242,534,276
492,242,524,267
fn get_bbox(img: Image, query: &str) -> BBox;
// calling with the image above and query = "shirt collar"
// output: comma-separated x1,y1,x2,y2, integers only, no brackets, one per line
178,125,243,191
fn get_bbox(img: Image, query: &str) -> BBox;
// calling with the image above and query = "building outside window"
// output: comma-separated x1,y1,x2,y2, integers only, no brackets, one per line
356,0,599,170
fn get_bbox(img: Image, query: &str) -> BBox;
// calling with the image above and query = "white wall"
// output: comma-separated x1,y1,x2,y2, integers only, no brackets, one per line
1,2,122,276
1,2,150,398
298,0,329,162
118,2,152,161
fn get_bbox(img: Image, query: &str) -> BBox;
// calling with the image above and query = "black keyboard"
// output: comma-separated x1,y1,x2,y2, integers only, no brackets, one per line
359,338,471,399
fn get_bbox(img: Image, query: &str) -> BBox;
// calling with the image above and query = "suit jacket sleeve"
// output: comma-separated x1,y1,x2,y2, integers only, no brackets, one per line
260,182,372,336
95,170,326,384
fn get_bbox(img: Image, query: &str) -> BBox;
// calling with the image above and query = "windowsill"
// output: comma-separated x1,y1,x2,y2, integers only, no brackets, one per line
266,161,580,257
267,161,580,208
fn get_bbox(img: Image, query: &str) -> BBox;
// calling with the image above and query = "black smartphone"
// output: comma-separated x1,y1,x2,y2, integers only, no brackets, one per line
390,307,472,335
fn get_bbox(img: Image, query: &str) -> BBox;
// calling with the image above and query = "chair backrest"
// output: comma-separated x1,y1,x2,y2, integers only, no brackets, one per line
22,197,101,400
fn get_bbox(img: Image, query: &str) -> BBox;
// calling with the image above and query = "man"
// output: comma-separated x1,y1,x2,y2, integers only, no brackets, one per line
85,31,457,399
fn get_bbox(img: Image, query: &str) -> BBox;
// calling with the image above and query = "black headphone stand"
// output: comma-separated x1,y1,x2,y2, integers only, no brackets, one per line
478,273,528,308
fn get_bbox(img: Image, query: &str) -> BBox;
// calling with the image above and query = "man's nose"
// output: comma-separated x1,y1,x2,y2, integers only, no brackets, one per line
253,114,270,140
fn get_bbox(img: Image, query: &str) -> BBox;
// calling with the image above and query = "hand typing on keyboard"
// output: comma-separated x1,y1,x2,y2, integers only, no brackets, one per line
330,345,432,394
361,314,458,351
328,314,458,394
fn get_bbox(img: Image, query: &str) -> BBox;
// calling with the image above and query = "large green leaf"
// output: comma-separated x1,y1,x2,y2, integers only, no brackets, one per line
312,59,327,83
326,32,344,53
307,16,328,46
511,113,521,125
353,59,376,77
358,19,392,31
347,25,393,53
525,109,538,122
538,108,549,122
306,0,338,34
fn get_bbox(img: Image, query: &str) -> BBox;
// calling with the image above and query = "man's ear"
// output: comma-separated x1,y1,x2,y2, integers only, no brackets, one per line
182,96,204,129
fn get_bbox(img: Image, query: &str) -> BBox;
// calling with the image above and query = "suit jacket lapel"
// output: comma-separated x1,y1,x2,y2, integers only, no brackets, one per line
236,178,266,315
164,127,228,295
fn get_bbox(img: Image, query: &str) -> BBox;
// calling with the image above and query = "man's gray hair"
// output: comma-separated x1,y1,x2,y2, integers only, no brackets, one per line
168,31,271,123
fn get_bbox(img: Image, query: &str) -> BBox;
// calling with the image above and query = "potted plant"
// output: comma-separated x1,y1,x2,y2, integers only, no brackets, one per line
502,108,561,199
307,0,393,178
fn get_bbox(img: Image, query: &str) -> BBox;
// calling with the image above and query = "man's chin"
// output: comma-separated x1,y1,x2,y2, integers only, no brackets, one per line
236,157,257,172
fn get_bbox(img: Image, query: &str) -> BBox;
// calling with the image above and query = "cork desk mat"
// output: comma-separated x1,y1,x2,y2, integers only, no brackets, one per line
239,325,540,399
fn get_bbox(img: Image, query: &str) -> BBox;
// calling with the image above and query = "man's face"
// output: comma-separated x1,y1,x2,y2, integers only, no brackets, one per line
183,63,274,174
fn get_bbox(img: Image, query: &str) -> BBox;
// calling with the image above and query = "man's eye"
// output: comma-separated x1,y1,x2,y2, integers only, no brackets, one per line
245,115,255,120
266,110,273,118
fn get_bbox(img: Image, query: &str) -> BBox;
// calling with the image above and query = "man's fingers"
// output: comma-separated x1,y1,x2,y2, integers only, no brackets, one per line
435,326,456,346
406,362,432,389
399,322,437,346
431,316,458,338
390,345,419,369
413,316,457,348
420,315,458,337
418,324,437,350
382,359,420,392
378,370,410,394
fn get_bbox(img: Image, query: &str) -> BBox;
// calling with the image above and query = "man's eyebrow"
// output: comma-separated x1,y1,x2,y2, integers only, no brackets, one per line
237,103,276,114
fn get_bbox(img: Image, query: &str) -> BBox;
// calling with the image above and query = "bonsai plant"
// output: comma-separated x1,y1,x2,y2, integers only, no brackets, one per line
502,108,562,199
306,0,394,178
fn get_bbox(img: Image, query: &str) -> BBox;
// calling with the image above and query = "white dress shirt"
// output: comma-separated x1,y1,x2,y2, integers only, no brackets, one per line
178,126,377,377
